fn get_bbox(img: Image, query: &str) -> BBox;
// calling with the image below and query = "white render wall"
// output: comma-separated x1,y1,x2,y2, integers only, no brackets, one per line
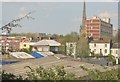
111,48,120,57
66,42,76,56
89,43,110,56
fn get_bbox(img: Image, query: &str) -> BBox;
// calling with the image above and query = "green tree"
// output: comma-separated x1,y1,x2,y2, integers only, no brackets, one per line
1,66,75,80
25,66,75,80
76,33,89,56
62,32,79,44
1,71,23,80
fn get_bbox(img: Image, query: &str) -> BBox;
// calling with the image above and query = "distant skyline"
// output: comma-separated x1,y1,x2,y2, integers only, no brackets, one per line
1,1,118,35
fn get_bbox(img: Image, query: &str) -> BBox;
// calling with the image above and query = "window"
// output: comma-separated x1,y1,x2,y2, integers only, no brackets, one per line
24,44,26,47
105,49,107,53
100,49,102,55
94,49,96,52
91,26,93,29
70,44,73,47
91,20,93,23
91,33,93,36
89,49,91,52
105,44,107,47
94,44,96,47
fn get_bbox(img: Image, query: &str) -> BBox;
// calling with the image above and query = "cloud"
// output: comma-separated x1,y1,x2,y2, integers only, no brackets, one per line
98,11,117,18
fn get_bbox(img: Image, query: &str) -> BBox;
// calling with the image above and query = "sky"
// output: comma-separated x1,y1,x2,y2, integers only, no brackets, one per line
0,0,119,35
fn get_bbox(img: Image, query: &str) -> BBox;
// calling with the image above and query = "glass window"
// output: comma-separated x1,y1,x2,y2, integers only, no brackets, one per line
70,44,73,47
105,44,107,47
24,44,26,47
105,49,107,53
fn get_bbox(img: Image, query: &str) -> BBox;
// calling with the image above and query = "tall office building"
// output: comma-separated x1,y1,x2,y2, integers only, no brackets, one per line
80,0,113,40
86,16,113,40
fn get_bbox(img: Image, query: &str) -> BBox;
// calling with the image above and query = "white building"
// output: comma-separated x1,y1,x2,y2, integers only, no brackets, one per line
111,43,120,57
110,43,120,64
89,40,110,56
66,42,76,56
31,40,61,54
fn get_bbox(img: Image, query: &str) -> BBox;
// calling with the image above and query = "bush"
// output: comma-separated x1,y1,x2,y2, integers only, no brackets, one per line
1,66,75,80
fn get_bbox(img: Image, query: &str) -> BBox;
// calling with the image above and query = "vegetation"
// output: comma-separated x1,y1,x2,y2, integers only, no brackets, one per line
107,54,116,64
20,47,32,54
1,71,23,80
62,32,79,44
1,65,120,80
89,69,119,80
1,66,75,81
11,33,38,38
79,65,119,80
80,66,88,71
76,32,89,57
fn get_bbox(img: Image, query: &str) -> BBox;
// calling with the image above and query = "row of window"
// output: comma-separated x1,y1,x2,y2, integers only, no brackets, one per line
90,49,108,54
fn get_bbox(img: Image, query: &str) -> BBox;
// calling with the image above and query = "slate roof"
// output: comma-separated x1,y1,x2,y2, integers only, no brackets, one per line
111,43,120,49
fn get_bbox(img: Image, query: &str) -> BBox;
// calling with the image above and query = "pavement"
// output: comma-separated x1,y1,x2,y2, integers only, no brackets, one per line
2,55,119,78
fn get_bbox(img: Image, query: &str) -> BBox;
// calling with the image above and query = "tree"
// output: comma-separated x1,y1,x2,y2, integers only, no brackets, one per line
1,66,75,80
1,71,23,80
1,11,34,36
79,65,119,80
25,66,75,80
76,32,89,57
62,32,79,44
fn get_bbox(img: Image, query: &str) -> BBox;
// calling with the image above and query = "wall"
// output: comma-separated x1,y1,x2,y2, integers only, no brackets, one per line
111,48,120,57
32,46,50,52
89,43,110,56
20,42,30,49
66,42,76,56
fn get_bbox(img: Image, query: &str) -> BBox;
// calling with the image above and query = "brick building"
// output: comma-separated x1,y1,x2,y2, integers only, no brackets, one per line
0,37,31,52
86,16,113,40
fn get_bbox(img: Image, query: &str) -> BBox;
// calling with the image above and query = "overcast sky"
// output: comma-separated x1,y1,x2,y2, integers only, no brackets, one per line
0,0,119,35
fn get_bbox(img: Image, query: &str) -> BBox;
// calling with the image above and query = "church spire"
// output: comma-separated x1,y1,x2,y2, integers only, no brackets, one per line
82,0,86,27
80,0,87,36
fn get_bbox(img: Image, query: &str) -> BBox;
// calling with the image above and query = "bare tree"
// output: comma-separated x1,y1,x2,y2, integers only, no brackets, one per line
0,11,35,36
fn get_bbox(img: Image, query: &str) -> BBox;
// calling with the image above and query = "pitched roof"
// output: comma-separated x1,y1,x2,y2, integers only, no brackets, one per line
32,40,61,46
111,43,120,49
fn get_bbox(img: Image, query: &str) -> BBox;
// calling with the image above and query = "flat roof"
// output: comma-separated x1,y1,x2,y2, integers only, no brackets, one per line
2,56,115,78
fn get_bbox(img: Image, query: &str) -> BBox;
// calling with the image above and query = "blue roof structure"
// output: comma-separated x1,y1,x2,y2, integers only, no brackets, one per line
31,52,44,58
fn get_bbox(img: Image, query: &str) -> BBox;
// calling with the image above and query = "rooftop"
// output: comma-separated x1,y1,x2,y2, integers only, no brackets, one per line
111,43,120,48
32,39,61,46
90,39,110,43
2,56,117,78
